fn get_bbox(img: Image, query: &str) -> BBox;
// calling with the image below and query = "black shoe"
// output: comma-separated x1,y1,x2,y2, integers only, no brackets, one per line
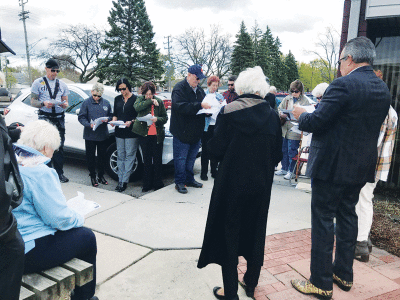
115,182,123,191
90,176,99,187
175,184,188,194
240,281,255,298
97,175,108,185
119,182,127,192
59,174,69,183
185,180,203,188
200,173,208,181
354,240,369,262
212,287,238,300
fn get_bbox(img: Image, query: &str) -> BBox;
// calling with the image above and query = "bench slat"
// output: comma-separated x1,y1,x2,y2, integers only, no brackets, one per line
40,266,76,299
62,258,93,287
19,286,36,300
22,273,58,300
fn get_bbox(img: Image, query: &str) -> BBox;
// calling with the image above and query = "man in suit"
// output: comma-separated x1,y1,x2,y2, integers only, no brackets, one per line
291,36,390,299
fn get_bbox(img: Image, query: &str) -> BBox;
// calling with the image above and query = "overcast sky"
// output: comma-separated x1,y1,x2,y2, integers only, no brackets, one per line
0,0,344,69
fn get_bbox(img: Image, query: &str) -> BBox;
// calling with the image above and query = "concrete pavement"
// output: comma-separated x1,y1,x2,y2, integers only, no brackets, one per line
60,162,400,299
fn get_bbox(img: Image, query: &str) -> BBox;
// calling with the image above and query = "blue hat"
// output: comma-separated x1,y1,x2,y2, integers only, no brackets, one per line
188,64,206,79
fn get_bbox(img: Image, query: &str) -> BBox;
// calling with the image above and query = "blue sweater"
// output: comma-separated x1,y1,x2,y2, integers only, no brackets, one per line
12,144,84,253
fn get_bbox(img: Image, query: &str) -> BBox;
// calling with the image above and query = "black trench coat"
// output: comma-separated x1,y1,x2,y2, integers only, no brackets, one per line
197,94,282,269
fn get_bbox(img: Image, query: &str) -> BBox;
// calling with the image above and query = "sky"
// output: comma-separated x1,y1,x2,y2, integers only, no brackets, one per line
0,0,344,70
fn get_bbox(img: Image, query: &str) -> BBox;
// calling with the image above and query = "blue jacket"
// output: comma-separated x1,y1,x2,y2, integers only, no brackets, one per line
78,96,112,141
12,144,84,253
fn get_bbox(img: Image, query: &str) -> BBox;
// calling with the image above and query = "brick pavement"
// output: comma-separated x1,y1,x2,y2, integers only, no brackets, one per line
237,229,400,299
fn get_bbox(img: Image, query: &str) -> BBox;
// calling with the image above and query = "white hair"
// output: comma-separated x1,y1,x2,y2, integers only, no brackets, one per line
312,83,329,97
92,82,104,95
269,86,277,94
235,66,270,98
17,120,61,152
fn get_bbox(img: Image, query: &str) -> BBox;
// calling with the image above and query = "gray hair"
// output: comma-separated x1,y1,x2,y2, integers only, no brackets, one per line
342,36,376,65
312,82,329,97
92,82,104,95
235,66,270,98
269,86,277,94
17,120,61,152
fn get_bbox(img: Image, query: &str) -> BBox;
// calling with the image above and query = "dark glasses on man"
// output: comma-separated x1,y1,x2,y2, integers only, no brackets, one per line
118,87,127,91
291,90,300,93
317,96,322,100
228,84,234,86
51,69,60,73
93,94,101,98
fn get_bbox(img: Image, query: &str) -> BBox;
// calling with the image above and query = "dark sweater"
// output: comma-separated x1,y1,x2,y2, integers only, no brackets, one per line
113,94,139,139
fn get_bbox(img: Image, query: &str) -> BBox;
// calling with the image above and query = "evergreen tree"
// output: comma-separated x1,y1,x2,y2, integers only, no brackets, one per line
251,21,263,67
231,21,254,75
285,50,299,86
96,0,163,87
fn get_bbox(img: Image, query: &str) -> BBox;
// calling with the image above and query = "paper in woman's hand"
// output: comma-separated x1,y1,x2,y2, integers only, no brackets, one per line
137,114,154,126
109,120,126,128
91,117,109,131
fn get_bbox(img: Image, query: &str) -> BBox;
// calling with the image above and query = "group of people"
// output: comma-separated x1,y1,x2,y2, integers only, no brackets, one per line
1,35,397,300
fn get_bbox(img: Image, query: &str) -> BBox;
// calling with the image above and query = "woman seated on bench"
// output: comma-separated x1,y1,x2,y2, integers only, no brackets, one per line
12,120,98,300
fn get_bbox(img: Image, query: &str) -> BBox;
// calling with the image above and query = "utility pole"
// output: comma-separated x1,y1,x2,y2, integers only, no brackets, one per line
163,35,172,92
19,0,32,84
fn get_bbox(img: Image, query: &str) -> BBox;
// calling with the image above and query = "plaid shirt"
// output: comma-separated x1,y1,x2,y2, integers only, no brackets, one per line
375,106,398,181
222,90,238,104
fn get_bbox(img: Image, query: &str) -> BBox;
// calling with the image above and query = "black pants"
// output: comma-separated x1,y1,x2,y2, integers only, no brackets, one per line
139,135,163,189
85,139,108,177
24,227,97,300
201,125,218,176
222,261,261,299
310,178,364,291
0,230,25,300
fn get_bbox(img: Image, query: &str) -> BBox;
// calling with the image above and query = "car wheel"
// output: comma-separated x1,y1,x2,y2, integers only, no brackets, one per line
105,142,144,182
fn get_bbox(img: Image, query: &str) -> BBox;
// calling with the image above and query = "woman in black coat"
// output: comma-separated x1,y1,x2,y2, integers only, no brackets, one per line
197,66,283,300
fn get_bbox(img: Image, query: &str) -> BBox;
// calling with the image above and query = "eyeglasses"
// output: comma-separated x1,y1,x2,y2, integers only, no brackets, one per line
228,84,234,86
118,87,127,91
51,69,60,73
195,76,200,81
93,94,101,98
337,56,348,65
291,90,300,93
316,96,322,100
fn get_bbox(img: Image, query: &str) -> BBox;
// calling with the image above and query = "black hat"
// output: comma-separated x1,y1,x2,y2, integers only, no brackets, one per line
45,58,59,69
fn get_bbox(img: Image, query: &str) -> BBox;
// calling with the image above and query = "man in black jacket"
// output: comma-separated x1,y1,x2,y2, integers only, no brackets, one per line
0,117,25,300
291,37,390,299
170,65,211,194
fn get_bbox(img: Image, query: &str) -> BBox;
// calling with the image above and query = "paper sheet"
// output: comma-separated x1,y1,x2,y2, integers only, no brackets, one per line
67,192,101,216
197,94,226,120
137,114,154,126
109,120,126,128
91,117,109,131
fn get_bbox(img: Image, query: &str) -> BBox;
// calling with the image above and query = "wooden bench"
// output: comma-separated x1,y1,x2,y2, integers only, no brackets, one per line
20,258,93,300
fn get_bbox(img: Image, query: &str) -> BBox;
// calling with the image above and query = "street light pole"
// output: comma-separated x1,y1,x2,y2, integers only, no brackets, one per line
19,0,32,84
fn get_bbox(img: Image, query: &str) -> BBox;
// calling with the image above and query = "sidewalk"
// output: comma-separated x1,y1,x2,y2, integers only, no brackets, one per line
60,165,400,299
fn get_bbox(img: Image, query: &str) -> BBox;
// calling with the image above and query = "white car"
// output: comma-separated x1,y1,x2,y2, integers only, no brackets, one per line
4,83,174,181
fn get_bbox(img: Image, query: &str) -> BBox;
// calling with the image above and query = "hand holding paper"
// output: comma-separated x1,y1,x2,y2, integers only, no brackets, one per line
67,191,101,216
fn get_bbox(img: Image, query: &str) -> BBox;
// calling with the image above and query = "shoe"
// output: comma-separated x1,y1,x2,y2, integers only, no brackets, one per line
115,182,123,191
283,172,295,180
275,169,287,176
119,182,127,192
90,176,99,187
291,279,332,299
333,273,353,291
59,174,69,183
185,180,203,188
200,173,208,181
239,281,255,298
368,236,373,253
175,184,188,194
355,240,369,262
212,287,239,300
97,175,108,185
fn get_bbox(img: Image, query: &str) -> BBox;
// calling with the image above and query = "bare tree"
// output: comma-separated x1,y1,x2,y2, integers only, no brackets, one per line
173,25,232,79
307,26,339,83
40,24,105,83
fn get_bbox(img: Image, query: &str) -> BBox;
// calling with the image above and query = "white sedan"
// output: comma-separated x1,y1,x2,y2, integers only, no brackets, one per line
4,83,174,181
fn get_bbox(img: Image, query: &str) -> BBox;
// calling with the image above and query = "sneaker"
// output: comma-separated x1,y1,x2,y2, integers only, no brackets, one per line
291,279,332,299
283,172,295,180
275,169,287,176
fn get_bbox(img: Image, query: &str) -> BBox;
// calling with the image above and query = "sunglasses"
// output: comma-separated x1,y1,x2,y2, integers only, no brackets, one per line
316,96,322,100
118,87,127,91
228,84,234,86
291,90,300,93
51,69,60,73
93,94,101,98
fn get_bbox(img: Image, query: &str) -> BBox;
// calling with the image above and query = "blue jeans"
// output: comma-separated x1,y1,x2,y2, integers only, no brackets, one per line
281,138,300,172
173,136,201,185
116,137,139,183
